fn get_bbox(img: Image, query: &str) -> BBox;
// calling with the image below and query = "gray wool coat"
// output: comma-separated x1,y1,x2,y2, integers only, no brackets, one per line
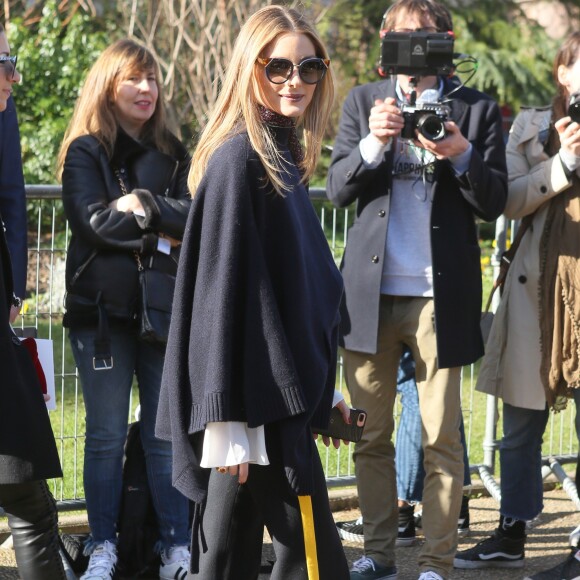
326,76,508,369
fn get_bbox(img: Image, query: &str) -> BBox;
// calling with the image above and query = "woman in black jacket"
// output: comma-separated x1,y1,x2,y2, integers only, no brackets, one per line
156,6,349,579
57,39,190,580
0,24,65,579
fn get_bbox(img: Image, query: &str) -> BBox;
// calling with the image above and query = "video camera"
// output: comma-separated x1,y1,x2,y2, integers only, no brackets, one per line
379,30,455,77
379,30,455,141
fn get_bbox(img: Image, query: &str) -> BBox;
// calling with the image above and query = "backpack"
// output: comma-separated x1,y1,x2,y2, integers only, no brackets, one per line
116,421,161,578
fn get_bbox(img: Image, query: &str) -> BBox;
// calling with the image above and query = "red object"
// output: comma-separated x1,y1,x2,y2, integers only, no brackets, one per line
21,337,47,395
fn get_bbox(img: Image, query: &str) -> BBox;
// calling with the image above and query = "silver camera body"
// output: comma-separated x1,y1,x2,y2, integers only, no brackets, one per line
401,102,451,141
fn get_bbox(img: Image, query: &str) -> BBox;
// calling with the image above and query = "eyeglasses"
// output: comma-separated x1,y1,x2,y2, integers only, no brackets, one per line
390,27,439,33
0,56,18,80
257,57,329,85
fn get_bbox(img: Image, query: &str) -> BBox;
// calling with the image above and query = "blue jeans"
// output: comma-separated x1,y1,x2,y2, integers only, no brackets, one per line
499,402,549,521
395,347,471,503
69,326,189,549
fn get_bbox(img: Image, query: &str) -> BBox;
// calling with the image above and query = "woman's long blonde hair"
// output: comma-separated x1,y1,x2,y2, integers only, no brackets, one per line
57,38,172,179
188,5,334,196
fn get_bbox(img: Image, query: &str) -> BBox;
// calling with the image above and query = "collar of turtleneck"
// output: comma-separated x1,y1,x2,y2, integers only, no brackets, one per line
258,105,304,169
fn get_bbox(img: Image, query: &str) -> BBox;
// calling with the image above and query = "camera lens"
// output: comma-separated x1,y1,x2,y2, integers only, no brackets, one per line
416,113,446,141
569,92,580,123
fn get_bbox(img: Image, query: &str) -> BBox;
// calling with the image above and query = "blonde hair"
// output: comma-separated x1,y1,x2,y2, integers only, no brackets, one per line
188,5,334,196
57,38,172,179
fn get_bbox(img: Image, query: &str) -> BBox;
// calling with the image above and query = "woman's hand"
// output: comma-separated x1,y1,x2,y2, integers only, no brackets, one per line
556,116,580,158
159,233,182,248
316,398,351,449
216,462,249,484
109,193,145,214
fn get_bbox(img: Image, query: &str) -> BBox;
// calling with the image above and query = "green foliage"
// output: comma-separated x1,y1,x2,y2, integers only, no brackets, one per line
9,1,113,185
312,0,387,135
313,0,562,121
452,1,559,110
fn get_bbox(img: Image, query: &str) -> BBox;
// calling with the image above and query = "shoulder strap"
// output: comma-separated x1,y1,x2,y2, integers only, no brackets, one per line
484,212,535,314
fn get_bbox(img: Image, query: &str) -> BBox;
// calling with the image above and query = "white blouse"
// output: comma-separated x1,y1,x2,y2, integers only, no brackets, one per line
200,390,345,468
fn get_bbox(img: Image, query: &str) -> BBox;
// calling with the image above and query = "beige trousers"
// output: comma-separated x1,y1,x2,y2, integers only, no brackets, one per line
342,295,463,578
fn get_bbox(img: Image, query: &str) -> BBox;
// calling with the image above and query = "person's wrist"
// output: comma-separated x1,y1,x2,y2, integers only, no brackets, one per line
559,148,580,174
11,294,22,309
370,133,391,146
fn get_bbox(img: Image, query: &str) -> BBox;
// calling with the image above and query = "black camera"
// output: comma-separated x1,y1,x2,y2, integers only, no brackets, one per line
379,30,455,77
569,92,580,123
401,102,451,141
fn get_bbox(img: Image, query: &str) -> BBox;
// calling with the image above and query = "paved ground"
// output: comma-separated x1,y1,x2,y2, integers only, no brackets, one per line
328,489,579,580
0,488,577,579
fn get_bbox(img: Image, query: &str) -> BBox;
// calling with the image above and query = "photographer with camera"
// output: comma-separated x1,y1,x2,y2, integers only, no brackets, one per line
454,30,580,578
326,1,507,578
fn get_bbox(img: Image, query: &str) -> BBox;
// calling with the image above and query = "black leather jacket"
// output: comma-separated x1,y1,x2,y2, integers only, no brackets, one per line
62,129,191,328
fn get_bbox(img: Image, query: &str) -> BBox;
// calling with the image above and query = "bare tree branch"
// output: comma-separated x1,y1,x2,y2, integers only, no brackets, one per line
117,0,278,139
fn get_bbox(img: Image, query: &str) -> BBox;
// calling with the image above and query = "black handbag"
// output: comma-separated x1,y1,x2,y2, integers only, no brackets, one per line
114,168,177,346
135,253,176,346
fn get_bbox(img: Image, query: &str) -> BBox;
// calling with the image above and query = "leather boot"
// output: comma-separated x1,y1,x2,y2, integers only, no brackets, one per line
0,479,66,579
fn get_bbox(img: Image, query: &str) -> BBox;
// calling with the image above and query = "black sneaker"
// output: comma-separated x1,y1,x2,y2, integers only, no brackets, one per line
454,529,525,569
415,496,470,536
397,504,416,547
457,495,470,537
524,548,580,580
350,556,398,579
337,509,416,548
336,517,364,543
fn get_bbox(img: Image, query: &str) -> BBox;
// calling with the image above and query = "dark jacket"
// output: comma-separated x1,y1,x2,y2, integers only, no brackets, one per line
62,130,191,328
327,76,508,368
156,128,343,505
0,213,62,484
0,97,27,298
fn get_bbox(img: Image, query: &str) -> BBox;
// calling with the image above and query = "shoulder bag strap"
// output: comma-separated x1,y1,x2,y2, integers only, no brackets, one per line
484,212,535,314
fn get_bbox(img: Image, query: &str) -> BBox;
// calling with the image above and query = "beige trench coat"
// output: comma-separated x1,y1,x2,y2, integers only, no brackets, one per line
477,107,576,410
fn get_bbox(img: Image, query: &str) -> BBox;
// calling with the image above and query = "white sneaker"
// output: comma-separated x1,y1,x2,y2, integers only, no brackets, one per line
418,572,443,580
80,540,117,580
159,545,189,580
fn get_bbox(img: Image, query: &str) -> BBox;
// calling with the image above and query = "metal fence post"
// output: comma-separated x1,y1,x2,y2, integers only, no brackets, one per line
481,214,508,473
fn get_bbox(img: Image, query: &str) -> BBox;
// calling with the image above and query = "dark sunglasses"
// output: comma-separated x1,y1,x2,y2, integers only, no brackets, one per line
0,55,17,80
257,57,329,85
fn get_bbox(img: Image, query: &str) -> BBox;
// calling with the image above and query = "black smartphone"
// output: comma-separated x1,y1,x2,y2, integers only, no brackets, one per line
315,407,367,443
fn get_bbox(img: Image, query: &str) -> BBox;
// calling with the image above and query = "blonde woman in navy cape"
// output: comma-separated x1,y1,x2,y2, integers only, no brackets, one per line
156,6,350,579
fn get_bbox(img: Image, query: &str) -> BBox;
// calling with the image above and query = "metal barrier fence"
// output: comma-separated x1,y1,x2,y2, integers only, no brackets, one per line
21,185,579,511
